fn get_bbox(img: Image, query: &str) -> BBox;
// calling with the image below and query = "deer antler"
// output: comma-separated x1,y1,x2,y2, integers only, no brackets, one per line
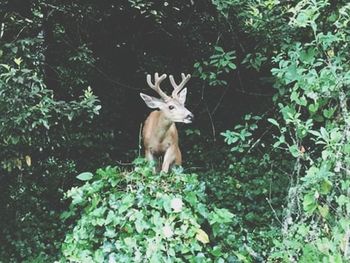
146,73,169,101
169,73,191,98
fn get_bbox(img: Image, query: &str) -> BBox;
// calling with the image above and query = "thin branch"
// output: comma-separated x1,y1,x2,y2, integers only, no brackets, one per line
247,125,274,153
61,38,139,91
204,101,216,141
11,26,27,43
266,197,283,226
138,123,143,157
211,85,228,116
233,87,273,97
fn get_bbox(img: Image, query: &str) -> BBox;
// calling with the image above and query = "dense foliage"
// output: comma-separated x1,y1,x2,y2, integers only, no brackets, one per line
61,161,234,262
1,0,350,262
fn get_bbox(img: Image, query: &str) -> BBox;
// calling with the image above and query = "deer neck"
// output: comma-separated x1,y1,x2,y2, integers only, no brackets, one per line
155,111,173,140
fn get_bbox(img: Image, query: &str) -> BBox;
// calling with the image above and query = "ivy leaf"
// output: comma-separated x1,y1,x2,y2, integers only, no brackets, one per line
323,108,335,119
76,172,93,181
135,219,144,233
318,205,329,218
320,180,332,195
119,194,135,213
308,103,318,113
14,57,22,66
303,192,317,214
196,229,210,244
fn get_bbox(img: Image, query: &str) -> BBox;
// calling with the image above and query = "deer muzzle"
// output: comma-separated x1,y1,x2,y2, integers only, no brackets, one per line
184,112,194,123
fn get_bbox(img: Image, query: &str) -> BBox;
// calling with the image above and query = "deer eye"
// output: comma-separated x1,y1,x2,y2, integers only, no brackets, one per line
168,105,175,110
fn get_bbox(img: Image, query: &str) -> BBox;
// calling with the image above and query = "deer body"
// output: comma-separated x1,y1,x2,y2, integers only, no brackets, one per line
143,111,181,172
140,73,193,172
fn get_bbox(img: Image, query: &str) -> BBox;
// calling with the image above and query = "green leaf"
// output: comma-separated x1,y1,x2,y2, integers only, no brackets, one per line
289,145,300,158
268,118,279,127
320,180,332,195
76,172,93,181
308,103,318,113
344,144,350,154
303,192,317,214
196,229,210,244
228,62,236,70
323,108,335,119
320,127,329,140
214,46,224,52
318,205,329,218
14,57,22,66
119,194,135,213
135,219,145,233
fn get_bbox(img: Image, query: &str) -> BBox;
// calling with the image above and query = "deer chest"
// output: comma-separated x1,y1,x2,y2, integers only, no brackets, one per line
147,139,173,155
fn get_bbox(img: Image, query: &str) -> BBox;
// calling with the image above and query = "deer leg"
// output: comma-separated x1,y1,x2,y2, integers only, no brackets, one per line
175,147,182,166
145,148,158,171
162,146,177,173
145,149,154,162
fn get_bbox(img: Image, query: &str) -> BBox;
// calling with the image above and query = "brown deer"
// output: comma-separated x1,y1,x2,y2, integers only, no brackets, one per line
140,73,194,172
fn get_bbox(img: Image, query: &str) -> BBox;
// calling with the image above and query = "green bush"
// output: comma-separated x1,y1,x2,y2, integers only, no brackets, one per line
61,160,235,262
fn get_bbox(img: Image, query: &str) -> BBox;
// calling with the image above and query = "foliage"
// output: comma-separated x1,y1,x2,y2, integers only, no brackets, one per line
194,46,236,86
61,160,235,262
266,1,350,261
221,114,261,153
0,158,77,262
196,1,350,261
0,7,100,262
2,0,350,262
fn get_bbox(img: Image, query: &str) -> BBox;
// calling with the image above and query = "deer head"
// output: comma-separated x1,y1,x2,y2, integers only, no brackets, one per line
140,73,194,123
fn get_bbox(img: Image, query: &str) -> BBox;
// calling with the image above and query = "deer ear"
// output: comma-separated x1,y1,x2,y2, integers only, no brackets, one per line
178,88,187,104
140,93,164,109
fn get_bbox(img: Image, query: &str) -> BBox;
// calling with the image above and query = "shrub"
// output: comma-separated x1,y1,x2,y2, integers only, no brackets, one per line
61,159,235,262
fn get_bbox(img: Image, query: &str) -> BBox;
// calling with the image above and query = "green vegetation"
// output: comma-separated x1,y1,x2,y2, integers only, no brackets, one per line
61,161,234,262
1,0,350,262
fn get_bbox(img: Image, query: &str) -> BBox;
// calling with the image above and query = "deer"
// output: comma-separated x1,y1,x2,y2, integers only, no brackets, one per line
140,72,194,173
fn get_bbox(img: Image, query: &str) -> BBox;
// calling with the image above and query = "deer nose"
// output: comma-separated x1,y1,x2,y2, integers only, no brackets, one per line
186,113,194,121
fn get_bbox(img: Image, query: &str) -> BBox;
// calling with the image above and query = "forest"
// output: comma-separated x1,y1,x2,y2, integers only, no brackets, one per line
0,0,350,262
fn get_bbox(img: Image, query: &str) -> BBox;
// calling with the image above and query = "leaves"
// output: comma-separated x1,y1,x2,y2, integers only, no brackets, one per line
76,172,93,181
194,46,236,86
25,155,32,166
196,229,210,244
14,57,22,66
62,164,232,261
303,192,317,214
268,118,279,127
289,145,300,158
2,1,350,262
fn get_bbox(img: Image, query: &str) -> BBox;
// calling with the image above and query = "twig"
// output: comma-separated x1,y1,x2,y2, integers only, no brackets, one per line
11,26,27,43
266,197,283,226
204,101,216,141
233,87,273,97
211,85,228,116
138,123,143,157
247,125,274,153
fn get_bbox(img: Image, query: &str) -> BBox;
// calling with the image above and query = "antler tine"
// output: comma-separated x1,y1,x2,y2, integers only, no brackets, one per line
169,73,191,98
146,73,169,100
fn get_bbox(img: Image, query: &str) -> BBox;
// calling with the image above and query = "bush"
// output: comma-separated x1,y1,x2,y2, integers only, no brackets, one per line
61,159,235,262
